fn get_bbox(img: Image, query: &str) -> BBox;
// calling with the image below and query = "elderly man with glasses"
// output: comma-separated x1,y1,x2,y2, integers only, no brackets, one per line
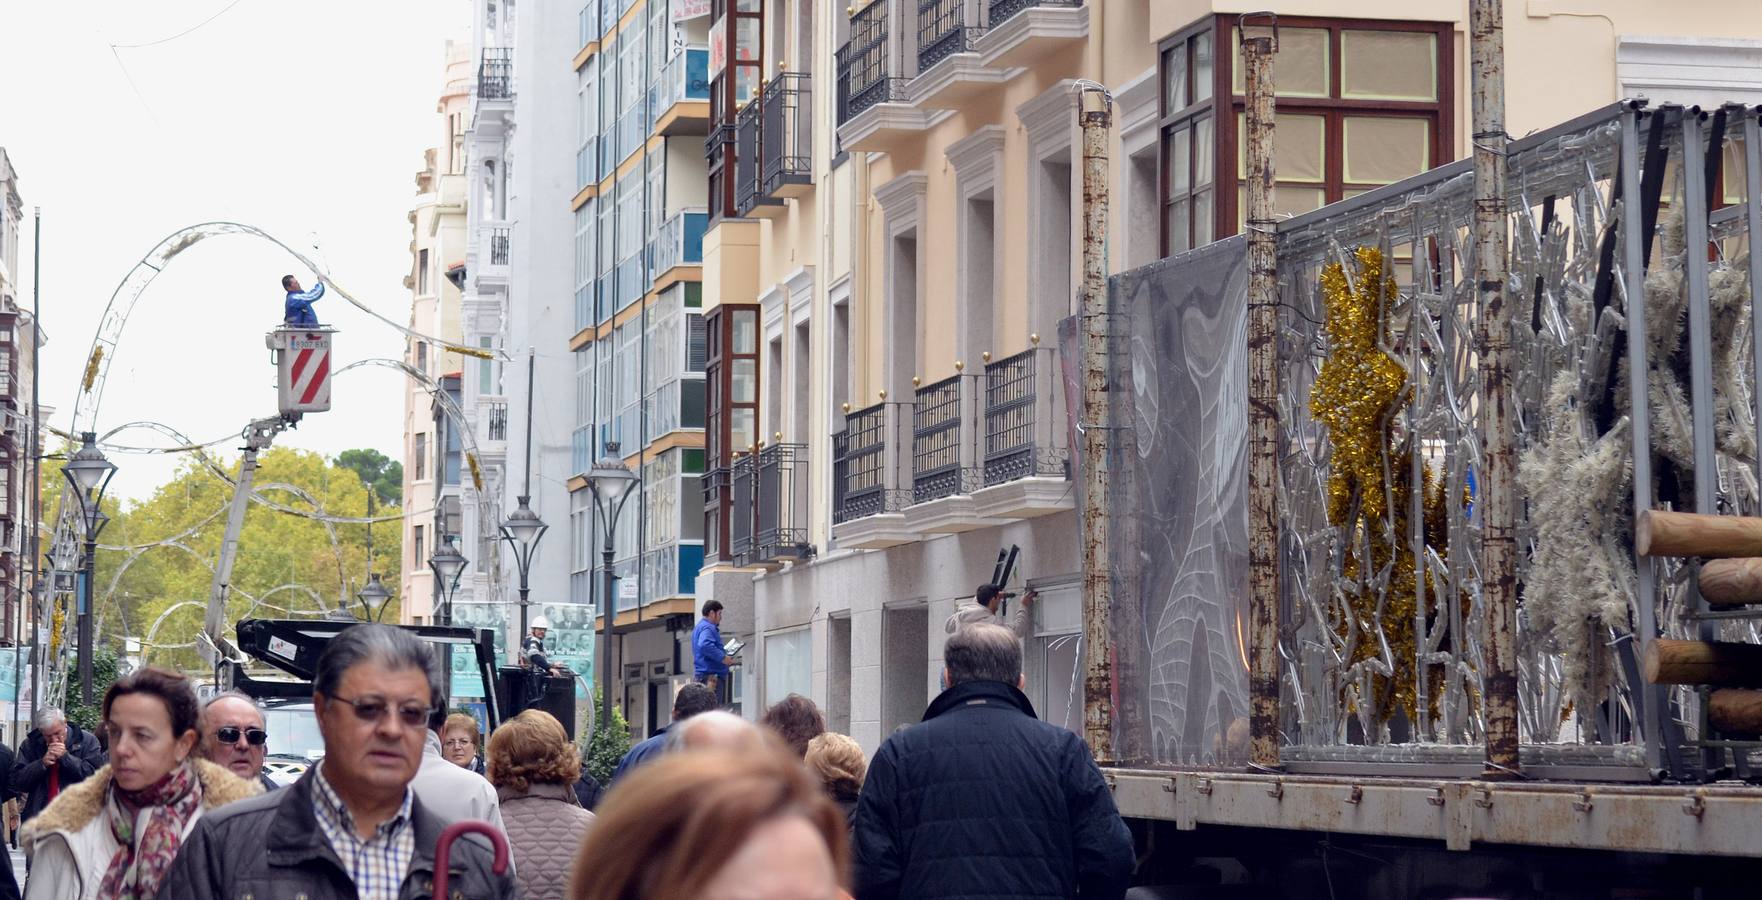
157,624,516,900
198,690,279,792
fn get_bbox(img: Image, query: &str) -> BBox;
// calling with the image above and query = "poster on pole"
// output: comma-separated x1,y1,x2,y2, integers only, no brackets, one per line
673,0,710,22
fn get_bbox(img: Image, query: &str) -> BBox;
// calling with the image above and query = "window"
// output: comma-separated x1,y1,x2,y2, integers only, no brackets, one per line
417,248,431,295
416,341,428,373
703,303,760,562
1158,16,1452,254
764,628,812,707
478,337,497,394
414,433,428,481
414,525,425,571
449,113,465,175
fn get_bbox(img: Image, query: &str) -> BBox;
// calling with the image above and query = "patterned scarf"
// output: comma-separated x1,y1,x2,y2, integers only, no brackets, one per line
97,760,202,900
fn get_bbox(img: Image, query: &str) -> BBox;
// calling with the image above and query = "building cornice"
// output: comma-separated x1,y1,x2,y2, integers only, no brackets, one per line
1116,68,1160,156
946,125,1007,195
1017,79,1079,158
873,171,929,222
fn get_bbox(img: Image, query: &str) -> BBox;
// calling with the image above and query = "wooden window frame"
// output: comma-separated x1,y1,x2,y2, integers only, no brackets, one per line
703,302,761,562
1160,15,1455,253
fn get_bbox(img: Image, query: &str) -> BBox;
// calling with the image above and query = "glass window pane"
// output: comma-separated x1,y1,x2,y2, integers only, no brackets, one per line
1193,188,1213,246
1343,116,1430,184
1238,113,1326,183
1170,128,1191,195
731,408,755,453
1724,136,1746,206
735,17,760,62
1238,185,1329,229
1167,200,1189,253
735,0,759,11
733,310,757,352
1163,43,1187,116
1192,32,1213,104
1235,27,1328,97
1341,30,1436,101
1194,115,1214,187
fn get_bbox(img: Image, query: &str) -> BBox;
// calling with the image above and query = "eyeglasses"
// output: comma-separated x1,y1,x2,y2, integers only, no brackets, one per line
442,738,475,749
327,694,437,728
215,726,268,747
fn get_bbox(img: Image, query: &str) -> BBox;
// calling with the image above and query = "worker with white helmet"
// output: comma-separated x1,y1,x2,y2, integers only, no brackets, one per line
522,616,563,675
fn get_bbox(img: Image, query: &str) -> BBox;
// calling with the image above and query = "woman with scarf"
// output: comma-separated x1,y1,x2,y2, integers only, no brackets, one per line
21,666,259,900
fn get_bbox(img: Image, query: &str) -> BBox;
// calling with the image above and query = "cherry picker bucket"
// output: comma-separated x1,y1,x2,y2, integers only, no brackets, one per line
267,327,336,416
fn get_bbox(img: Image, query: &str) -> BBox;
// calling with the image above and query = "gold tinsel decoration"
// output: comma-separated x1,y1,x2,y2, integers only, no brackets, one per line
50,599,65,656
1310,248,1461,726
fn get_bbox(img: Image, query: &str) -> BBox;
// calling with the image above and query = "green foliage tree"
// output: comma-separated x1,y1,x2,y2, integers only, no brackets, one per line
49,448,404,675
334,448,403,506
581,707,632,784
62,647,121,733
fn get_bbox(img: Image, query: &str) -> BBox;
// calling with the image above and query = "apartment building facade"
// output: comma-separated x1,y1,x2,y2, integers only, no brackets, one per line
693,0,1762,753
401,41,473,629
0,149,35,649
568,0,717,737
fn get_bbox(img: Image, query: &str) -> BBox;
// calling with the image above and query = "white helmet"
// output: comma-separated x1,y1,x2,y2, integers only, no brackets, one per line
531,616,552,630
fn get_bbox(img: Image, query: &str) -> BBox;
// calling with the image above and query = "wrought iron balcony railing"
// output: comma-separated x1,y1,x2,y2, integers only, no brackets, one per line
912,375,968,503
834,402,900,524
917,0,983,73
478,48,514,100
753,443,811,564
983,347,1068,485
488,227,511,266
836,2,906,126
729,452,755,564
486,401,509,443
987,0,1080,30
733,97,765,217
760,73,812,199
701,466,731,563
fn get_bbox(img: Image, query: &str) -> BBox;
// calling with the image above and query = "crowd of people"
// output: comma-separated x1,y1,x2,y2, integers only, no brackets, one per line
0,597,1132,899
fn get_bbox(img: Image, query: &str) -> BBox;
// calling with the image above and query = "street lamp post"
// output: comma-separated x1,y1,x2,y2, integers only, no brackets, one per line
357,573,394,623
428,537,468,626
499,498,547,639
61,432,116,706
585,444,639,730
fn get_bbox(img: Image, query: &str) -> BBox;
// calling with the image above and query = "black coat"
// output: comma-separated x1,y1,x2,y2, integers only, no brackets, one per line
11,723,106,825
152,766,516,900
852,680,1135,900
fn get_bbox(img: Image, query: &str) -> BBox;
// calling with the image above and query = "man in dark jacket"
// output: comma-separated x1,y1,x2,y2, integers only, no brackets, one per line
154,624,514,899
852,622,1135,899
11,707,106,827
609,681,719,784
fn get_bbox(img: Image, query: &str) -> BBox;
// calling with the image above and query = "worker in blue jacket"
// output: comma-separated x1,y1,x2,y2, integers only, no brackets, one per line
281,274,325,327
693,599,738,701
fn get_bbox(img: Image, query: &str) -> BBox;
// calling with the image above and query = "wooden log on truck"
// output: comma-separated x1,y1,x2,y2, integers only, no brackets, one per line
1643,638,1762,687
1698,557,1762,607
1709,688,1762,734
1636,509,1762,559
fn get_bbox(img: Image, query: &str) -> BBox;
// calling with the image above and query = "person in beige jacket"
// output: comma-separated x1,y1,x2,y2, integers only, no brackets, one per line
944,583,1037,639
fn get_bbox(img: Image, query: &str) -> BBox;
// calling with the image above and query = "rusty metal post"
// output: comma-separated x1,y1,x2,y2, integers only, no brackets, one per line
1078,84,1121,764
1470,0,1519,777
1241,25,1281,771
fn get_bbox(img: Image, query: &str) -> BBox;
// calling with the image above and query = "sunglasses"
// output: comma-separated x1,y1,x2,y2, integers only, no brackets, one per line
215,726,268,747
328,694,437,728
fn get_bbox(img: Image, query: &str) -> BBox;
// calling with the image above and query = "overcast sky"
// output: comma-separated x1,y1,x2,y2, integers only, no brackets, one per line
0,0,468,503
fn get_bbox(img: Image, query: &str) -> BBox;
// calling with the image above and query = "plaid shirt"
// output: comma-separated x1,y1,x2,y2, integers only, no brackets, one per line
311,762,417,900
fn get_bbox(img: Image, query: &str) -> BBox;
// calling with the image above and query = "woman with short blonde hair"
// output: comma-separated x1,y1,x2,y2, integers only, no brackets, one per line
441,712,484,773
570,745,849,900
487,710,592,900
804,732,867,827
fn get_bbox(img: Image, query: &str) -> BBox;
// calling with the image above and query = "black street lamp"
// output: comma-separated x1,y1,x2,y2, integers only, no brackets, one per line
499,496,548,639
585,444,639,730
61,432,115,705
428,536,468,626
357,573,394,622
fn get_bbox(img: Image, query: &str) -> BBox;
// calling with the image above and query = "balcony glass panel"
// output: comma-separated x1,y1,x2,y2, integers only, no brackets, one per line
650,46,711,124
649,209,708,281
577,138,598,191
645,379,683,442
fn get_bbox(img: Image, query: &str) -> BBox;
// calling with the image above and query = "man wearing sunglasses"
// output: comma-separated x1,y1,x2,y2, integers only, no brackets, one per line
158,624,516,900
199,691,279,792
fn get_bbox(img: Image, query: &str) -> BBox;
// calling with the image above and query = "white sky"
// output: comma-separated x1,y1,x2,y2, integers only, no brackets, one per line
0,0,468,503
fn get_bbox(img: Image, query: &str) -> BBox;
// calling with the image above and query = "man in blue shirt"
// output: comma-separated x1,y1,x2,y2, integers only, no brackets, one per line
693,599,737,700
282,274,326,327
609,682,718,784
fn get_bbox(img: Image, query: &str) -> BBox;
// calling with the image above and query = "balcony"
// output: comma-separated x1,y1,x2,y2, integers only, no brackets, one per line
643,377,706,443
835,2,927,152
759,73,813,203
650,47,711,136
730,452,755,564
488,227,510,266
483,399,509,446
910,0,1009,109
576,1,600,61
575,138,598,201
648,208,707,290
732,98,772,218
831,401,918,549
751,443,812,569
974,346,1071,519
641,542,704,602
973,0,1087,70
905,373,993,533
478,48,514,102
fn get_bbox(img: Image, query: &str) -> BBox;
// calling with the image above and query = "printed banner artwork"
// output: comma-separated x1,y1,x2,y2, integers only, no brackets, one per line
673,0,710,21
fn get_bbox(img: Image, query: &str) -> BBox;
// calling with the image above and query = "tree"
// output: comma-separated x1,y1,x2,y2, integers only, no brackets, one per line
62,647,120,733
334,448,403,506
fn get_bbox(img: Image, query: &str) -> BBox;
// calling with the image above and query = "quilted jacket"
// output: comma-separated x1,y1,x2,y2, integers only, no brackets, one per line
851,679,1134,900
497,781,594,900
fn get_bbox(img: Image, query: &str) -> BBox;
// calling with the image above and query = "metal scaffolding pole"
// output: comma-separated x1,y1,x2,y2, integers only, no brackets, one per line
1078,84,1119,763
1470,0,1520,777
1241,22,1281,772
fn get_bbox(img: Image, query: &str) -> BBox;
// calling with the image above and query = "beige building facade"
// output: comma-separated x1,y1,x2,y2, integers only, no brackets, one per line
695,0,1762,751
401,42,474,626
